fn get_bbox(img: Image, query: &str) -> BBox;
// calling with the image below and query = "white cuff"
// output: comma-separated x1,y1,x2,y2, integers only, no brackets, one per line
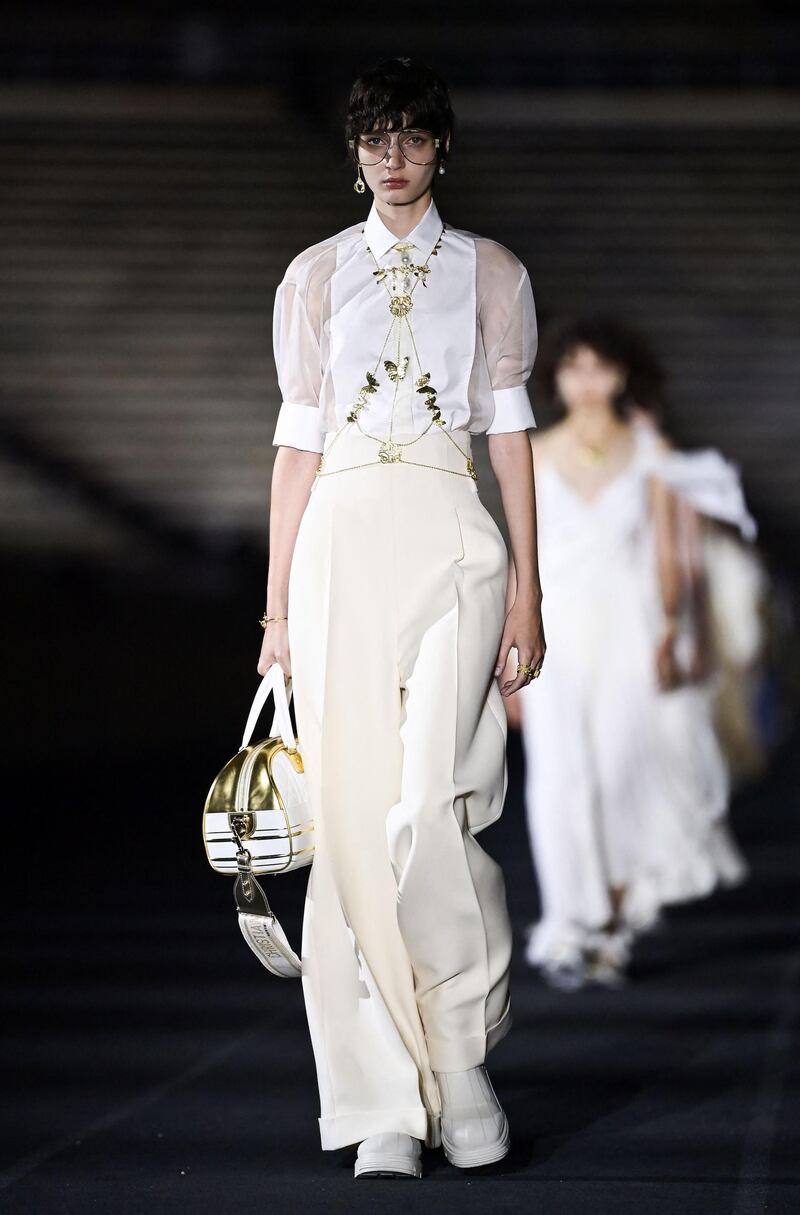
485,385,536,435
272,400,326,453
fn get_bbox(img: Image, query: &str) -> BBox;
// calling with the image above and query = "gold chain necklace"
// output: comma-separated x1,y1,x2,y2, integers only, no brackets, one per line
567,417,623,467
353,239,436,459
369,234,439,317
315,224,477,482
352,224,444,443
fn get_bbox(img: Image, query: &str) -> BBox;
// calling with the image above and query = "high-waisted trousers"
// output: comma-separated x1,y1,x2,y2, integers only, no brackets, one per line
286,425,514,1151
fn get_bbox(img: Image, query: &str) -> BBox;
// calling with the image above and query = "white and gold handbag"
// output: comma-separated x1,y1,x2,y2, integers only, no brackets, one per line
202,663,314,978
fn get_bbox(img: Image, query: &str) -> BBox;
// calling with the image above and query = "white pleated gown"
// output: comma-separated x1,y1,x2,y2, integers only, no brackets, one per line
519,424,754,967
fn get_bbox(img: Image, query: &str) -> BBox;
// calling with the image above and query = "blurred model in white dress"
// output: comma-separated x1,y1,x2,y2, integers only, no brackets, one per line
505,318,757,989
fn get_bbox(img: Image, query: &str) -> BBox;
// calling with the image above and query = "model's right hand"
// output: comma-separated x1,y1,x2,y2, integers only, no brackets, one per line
258,621,292,680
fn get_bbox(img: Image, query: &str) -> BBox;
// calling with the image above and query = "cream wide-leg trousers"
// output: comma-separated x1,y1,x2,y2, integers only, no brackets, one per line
286,425,514,1152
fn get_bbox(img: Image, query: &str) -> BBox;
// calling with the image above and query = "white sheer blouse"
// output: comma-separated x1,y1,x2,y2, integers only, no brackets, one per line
271,196,538,453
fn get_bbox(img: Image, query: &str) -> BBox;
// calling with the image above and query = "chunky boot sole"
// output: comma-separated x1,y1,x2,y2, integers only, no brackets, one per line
354,1155,422,1179
441,1114,510,1169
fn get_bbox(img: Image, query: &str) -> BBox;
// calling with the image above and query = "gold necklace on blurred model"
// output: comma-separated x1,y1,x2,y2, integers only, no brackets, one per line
567,415,623,468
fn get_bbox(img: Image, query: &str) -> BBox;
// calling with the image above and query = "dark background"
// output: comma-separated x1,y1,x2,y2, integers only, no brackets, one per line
2,3,799,1212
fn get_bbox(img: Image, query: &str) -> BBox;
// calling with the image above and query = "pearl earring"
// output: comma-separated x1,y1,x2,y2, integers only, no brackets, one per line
438,164,446,175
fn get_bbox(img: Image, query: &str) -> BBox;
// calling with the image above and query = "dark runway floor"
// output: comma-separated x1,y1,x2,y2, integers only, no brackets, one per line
2,731,799,1215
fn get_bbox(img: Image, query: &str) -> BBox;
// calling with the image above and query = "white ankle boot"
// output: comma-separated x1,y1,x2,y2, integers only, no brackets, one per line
354,1131,423,1179
434,1064,510,1168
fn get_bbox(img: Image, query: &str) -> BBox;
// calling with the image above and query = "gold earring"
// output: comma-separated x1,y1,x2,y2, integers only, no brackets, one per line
353,165,366,194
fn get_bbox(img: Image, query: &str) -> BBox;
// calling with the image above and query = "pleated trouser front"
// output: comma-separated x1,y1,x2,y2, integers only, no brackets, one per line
286,425,514,1151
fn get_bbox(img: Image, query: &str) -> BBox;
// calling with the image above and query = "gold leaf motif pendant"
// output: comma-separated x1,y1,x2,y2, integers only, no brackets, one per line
389,293,413,317
378,439,402,464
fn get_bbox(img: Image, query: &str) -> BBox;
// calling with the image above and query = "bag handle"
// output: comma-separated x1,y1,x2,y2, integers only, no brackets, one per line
240,663,296,752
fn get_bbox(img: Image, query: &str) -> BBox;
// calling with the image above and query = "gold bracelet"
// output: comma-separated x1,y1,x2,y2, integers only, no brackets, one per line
259,613,288,629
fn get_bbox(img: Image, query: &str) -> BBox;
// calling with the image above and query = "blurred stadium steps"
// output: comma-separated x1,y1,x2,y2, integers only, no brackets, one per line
0,87,346,575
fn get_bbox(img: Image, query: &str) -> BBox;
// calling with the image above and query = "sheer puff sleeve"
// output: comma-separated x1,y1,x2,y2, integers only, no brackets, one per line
478,241,538,435
271,251,326,453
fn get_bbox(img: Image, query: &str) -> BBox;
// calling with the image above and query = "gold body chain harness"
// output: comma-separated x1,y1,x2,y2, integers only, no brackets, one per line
314,225,478,483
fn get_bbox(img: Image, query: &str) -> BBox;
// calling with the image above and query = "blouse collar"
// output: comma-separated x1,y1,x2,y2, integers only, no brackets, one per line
362,196,444,261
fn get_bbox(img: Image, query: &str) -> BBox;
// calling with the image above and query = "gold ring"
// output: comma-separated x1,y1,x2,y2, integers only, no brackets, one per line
516,662,534,676
532,667,542,678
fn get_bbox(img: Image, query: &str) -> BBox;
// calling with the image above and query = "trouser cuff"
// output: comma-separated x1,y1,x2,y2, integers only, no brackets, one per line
426,997,513,1072
318,1105,436,1151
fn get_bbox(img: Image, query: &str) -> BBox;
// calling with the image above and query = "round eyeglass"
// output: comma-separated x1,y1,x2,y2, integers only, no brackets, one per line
349,130,441,167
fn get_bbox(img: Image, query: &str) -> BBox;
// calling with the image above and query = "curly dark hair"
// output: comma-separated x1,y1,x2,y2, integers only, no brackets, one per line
534,315,667,423
344,56,454,169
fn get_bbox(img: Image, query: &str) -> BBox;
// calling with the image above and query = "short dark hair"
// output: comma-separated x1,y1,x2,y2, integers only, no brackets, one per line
344,56,454,166
535,314,667,423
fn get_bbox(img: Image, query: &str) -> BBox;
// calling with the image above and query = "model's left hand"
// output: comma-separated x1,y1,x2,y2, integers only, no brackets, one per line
687,633,712,683
495,593,546,696
655,633,682,691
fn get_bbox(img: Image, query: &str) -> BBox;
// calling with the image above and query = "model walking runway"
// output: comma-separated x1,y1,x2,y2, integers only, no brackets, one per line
258,55,545,1177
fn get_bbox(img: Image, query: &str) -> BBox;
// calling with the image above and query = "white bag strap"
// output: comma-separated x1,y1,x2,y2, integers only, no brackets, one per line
238,911,302,979
240,663,296,751
234,869,302,979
